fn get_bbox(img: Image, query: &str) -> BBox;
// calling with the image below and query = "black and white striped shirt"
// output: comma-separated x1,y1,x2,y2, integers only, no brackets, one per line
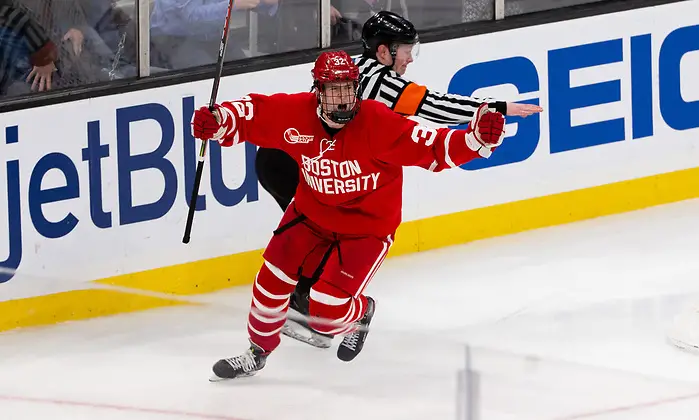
355,56,507,125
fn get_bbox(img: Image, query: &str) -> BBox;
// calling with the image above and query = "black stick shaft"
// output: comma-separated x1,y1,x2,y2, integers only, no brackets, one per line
182,0,236,244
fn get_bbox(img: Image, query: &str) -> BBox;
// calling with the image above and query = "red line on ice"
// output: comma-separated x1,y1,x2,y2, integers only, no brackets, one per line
0,394,247,420
554,391,699,419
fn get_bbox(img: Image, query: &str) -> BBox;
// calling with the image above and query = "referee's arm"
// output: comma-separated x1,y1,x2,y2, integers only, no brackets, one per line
372,70,507,125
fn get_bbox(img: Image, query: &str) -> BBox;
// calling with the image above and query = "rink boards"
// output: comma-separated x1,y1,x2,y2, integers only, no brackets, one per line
1,1,699,331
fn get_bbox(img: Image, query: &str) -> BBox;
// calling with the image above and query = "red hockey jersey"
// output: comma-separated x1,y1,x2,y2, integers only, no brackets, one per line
216,92,493,237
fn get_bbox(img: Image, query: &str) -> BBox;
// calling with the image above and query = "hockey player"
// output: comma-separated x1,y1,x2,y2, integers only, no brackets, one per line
191,50,508,380
254,10,543,347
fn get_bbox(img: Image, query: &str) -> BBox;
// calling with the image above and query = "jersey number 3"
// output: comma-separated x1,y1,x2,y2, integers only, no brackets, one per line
411,125,437,147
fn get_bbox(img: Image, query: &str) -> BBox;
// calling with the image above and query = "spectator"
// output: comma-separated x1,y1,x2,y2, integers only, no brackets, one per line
329,4,362,45
10,0,117,93
0,0,57,94
150,0,279,71
74,0,138,80
260,0,373,52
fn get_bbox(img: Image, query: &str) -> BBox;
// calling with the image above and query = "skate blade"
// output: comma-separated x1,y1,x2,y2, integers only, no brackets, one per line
668,336,699,355
281,322,332,349
209,372,256,382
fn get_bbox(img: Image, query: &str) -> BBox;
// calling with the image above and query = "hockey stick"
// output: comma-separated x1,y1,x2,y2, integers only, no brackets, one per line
182,0,236,244
0,267,370,333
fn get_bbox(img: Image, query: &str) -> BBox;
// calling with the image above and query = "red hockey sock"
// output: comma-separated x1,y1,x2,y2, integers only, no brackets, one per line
308,279,368,336
247,260,298,352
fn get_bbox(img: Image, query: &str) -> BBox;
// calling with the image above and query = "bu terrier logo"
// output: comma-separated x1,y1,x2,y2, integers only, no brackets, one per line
303,138,336,165
317,138,336,160
320,138,335,156
284,128,314,144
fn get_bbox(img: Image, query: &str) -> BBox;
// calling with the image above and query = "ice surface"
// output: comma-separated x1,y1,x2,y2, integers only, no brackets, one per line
3,199,699,419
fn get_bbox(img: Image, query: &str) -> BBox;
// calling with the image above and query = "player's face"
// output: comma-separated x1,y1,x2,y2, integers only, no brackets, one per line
392,43,418,76
321,81,357,113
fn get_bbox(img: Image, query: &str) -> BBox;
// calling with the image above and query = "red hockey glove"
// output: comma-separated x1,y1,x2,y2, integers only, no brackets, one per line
191,104,236,142
467,103,506,148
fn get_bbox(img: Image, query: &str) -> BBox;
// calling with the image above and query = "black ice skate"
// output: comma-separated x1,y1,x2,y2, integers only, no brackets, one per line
281,288,334,349
209,342,268,382
337,296,375,362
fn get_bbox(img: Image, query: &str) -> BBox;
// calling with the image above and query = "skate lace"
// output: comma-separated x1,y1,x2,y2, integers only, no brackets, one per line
341,331,360,351
224,350,257,373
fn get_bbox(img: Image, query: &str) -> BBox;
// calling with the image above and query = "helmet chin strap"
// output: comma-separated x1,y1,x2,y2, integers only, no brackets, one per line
380,43,401,70
386,42,418,70
389,43,399,66
317,106,334,125
317,106,346,127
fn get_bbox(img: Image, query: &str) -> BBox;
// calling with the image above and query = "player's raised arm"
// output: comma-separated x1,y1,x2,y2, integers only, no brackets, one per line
190,93,287,149
374,102,506,171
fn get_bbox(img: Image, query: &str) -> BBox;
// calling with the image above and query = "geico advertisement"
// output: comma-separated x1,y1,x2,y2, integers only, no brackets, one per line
2,1,699,289
403,1,699,219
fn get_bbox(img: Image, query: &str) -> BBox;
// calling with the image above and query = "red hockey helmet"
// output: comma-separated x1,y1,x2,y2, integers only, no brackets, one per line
311,50,362,124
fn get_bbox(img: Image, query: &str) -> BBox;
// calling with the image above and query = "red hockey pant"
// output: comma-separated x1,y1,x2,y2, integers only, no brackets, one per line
246,204,393,353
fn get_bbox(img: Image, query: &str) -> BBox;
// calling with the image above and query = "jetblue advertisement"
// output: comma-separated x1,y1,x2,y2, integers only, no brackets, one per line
1,1,698,299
